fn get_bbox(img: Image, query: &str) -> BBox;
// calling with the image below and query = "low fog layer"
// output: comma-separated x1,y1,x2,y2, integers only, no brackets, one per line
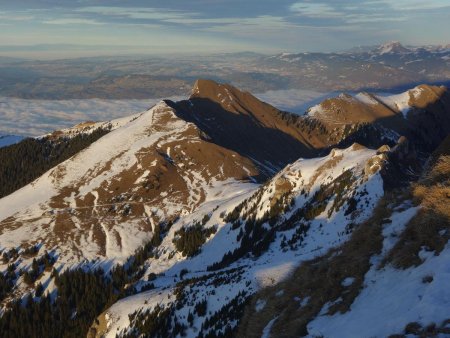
0,89,328,137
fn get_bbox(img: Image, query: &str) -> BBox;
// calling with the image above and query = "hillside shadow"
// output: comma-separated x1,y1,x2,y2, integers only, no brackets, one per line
165,98,318,181
165,86,450,183
314,81,450,156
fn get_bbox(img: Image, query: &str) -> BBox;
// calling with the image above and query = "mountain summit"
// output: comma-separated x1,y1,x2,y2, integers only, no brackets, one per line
375,41,411,54
168,79,330,173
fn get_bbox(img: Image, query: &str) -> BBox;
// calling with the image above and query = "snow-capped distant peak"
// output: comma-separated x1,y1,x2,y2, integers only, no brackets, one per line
376,41,411,55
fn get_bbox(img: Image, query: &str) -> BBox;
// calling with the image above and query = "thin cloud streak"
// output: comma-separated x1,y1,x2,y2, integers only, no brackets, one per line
0,1,448,56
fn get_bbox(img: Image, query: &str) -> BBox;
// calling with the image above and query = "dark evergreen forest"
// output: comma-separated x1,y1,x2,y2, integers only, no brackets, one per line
0,241,156,338
0,128,110,199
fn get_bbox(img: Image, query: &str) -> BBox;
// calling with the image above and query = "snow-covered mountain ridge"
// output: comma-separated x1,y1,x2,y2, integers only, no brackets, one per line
0,100,258,265
0,80,449,338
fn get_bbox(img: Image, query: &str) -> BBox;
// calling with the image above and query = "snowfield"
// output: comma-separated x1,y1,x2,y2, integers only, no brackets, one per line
306,207,450,338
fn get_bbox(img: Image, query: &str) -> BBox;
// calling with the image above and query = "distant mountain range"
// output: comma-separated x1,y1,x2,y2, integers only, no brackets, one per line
0,41,449,100
344,41,450,54
0,78,449,337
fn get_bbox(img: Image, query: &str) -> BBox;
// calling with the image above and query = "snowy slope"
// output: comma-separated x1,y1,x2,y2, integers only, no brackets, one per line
376,86,424,118
0,101,257,268
1,81,448,338
95,144,387,337
305,205,450,338
309,245,450,337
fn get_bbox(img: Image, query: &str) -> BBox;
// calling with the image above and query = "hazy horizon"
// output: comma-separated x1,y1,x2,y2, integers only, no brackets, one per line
1,0,449,59
0,41,448,61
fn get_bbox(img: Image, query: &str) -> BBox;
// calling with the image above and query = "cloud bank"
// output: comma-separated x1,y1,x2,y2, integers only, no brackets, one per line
0,97,179,137
0,90,329,137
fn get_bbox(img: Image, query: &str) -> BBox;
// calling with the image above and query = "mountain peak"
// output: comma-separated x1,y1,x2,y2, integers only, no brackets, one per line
376,41,410,54
190,78,242,102
191,78,211,97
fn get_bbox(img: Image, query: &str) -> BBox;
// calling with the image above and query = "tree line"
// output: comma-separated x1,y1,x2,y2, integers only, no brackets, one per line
0,128,109,199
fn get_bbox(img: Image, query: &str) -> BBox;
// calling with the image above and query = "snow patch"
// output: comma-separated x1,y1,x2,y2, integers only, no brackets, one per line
261,316,279,338
255,299,267,312
341,277,355,287
377,90,412,118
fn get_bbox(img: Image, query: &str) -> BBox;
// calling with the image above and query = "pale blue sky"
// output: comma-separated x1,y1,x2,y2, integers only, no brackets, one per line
1,0,449,57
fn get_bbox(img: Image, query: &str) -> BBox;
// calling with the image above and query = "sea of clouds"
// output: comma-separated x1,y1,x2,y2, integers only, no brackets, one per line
256,89,332,114
0,89,331,137
0,97,173,137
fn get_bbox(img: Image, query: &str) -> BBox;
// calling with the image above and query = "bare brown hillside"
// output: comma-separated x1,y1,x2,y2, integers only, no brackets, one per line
167,79,331,172
168,80,450,176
